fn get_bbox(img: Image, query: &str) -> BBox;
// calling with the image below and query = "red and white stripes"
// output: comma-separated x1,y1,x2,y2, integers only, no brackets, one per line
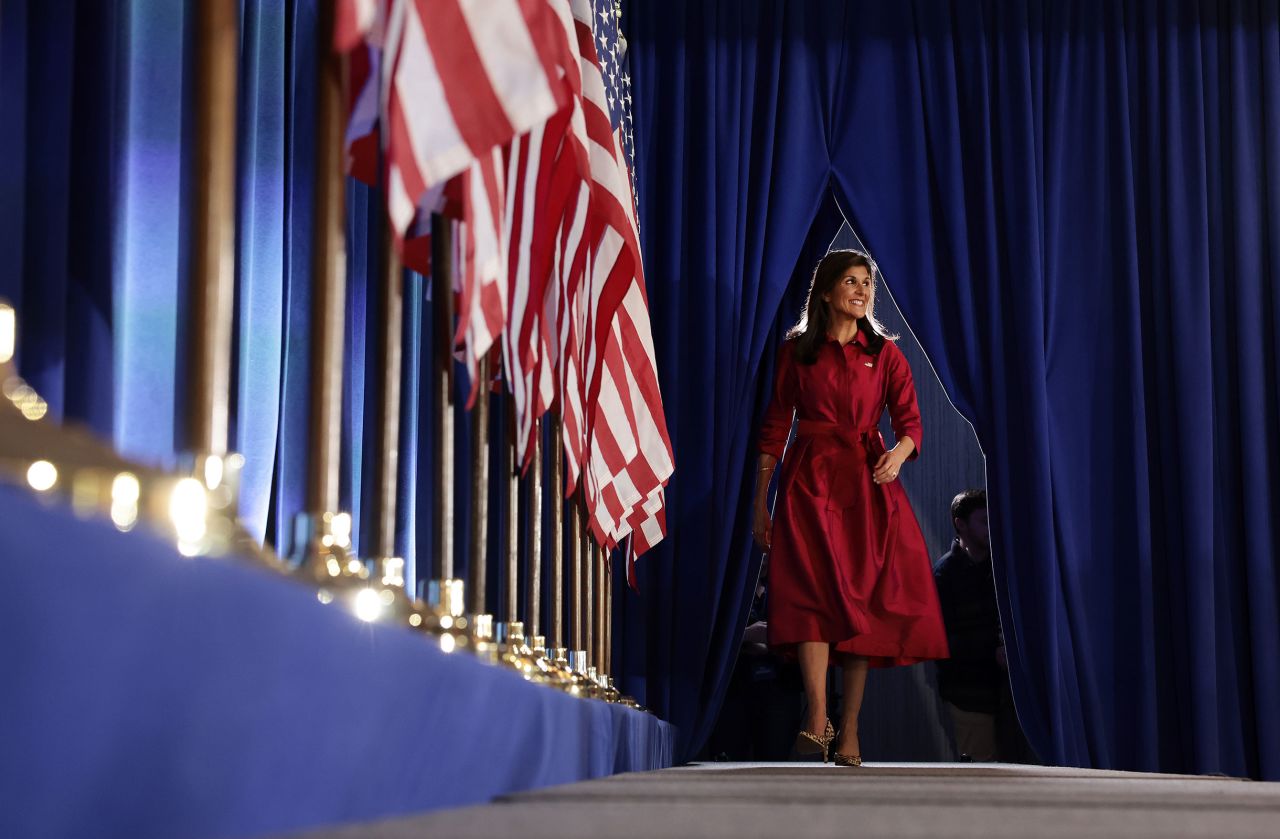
338,0,673,558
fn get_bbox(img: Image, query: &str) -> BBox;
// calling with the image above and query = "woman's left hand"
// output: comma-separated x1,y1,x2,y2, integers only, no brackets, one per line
872,448,908,485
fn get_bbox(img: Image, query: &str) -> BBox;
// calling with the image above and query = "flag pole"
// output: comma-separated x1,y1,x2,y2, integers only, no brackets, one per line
468,353,491,619
605,548,614,681
188,0,236,460
430,215,457,588
548,415,565,651
505,392,520,635
295,0,355,574
593,540,605,677
569,497,583,667
525,422,543,638
367,219,403,566
582,525,595,683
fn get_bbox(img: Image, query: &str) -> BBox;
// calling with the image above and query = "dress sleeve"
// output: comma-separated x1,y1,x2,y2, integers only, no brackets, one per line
885,342,923,459
757,341,798,460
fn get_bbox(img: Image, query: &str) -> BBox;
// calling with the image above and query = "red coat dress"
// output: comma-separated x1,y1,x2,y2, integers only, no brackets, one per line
758,333,949,668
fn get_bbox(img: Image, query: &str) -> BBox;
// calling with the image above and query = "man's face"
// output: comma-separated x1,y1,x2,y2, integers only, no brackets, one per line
956,507,990,552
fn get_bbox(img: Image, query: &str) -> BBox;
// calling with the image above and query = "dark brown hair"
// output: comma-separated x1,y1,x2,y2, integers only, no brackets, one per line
951,489,987,529
786,249,896,364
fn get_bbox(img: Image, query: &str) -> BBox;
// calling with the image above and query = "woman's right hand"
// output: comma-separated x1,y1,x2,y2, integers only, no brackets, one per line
752,503,772,551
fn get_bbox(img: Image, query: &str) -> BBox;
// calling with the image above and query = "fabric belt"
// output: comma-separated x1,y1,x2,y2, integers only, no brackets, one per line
794,420,884,463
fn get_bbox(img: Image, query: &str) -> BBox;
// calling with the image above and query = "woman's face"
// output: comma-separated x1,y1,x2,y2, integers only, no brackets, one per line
822,264,874,322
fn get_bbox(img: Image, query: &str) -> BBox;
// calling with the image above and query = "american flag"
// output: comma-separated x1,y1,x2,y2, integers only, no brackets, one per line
337,0,577,399
569,0,672,560
336,0,672,560
588,0,637,209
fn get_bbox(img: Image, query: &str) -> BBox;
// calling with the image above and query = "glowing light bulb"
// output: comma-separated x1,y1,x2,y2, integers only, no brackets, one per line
169,478,208,556
20,395,47,421
26,461,57,491
353,587,383,623
330,513,352,549
380,557,405,588
0,304,14,364
111,472,141,531
203,456,224,490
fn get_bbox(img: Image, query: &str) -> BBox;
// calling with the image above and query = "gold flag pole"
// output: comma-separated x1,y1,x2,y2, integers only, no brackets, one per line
304,0,346,531
468,353,491,620
346,222,431,629
526,422,543,639
569,499,583,662
594,543,606,680
495,389,524,666
293,0,360,589
582,526,595,685
184,0,259,558
367,226,403,567
605,549,614,684
423,217,474,649
567,497,593,693
430,216,456,582
188,0,236,462
548,415,565,652
505,396,520,636
430,215,460,604
525,421,564,683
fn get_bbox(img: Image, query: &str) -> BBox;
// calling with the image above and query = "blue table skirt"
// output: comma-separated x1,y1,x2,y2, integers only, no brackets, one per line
0,484,674,839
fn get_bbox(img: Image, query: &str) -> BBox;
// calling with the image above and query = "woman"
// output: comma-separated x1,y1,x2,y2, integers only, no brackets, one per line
752,249,948,766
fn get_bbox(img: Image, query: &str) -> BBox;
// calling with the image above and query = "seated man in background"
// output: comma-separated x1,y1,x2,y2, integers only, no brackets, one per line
933,490,1035,763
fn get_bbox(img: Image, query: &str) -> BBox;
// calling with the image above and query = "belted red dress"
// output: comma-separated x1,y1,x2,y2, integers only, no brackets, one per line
758,333,949,667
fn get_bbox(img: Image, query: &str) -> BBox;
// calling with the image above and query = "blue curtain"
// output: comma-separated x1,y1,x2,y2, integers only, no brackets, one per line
626,0,1280,778
0,0,129,438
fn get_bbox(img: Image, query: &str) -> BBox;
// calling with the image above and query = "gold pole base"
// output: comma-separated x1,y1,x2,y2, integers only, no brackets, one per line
184,451,286,568
496,622,561,685
569,650,607,700
293,519,467,654
545,647,584,693
292,511,361,578
414,577,472,654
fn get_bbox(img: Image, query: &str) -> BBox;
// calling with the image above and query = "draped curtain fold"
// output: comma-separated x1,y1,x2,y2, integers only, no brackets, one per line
618,0,836,759
627,0,1280,778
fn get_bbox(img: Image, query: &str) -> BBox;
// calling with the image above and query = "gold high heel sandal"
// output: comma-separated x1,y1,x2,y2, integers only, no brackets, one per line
832,727,862,766
792,719,836,762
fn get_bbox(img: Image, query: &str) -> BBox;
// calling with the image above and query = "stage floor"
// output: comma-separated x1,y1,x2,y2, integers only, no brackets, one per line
285,761,1280,838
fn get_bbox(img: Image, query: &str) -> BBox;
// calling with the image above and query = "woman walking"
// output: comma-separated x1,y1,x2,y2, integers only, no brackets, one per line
753,249,949,766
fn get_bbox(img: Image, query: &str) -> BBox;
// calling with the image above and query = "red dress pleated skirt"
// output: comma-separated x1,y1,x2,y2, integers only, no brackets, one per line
758,336,949,668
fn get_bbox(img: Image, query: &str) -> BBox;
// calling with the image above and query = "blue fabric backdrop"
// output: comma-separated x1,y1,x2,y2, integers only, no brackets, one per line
624,0,1280,778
